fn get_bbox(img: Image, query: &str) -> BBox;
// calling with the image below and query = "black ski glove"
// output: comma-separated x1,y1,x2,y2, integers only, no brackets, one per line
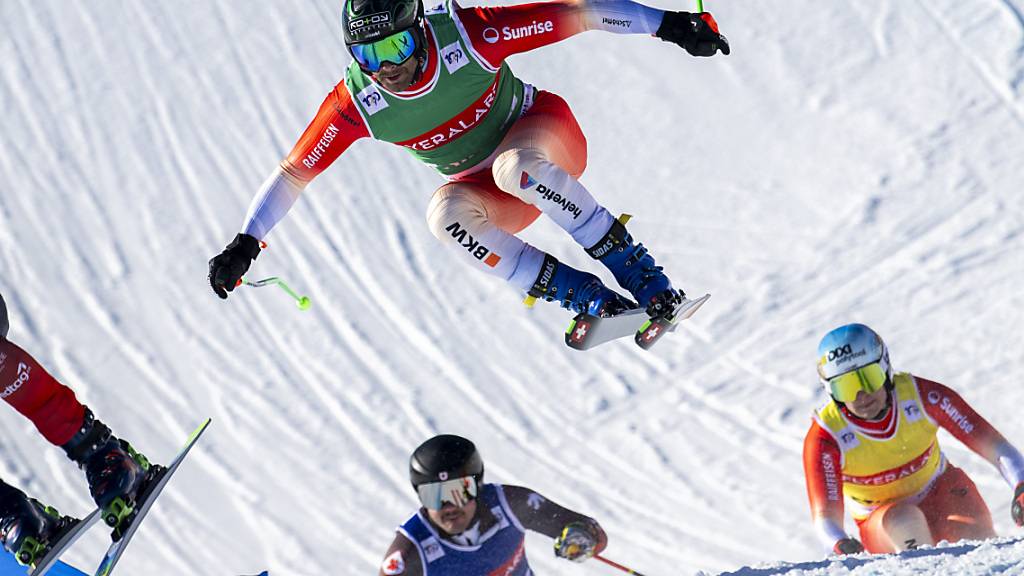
656,11,730,57
833,537,864,555
1011,483,1024,526
208,233,261,299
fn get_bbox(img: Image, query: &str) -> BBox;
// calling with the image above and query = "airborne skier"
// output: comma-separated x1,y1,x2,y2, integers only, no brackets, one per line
803,323,1024,555
209,0,728,323
378,434,609,575
0,292,156,569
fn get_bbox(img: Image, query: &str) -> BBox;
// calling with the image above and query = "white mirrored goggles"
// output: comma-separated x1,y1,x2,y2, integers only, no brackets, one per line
416,476,478,510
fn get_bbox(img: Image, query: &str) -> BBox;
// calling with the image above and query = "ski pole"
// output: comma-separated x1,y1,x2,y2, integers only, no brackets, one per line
235,277,312,311
696,0,704,11
596,555,647,576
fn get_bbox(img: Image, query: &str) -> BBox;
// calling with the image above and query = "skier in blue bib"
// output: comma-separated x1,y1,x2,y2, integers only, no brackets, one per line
378,434,608,575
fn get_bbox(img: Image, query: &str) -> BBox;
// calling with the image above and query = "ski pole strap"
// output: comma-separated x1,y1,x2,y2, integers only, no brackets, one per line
596,555,647,576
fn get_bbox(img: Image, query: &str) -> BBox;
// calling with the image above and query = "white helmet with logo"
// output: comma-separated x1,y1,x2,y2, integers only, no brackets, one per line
817,323,892,391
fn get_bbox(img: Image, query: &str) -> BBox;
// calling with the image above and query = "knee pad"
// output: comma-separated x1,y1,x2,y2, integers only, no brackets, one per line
426,184,543,287
492,147,611,247
492,147,550,204
426,185,489,244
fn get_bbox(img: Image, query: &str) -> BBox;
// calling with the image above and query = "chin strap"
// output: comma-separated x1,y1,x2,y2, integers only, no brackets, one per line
447,521,481,546
408,21,429,85
410,57,426,84
412,38,430,84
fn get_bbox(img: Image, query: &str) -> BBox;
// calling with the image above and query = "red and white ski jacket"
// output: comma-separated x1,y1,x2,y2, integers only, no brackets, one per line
238,0,667,240
803,375,1024,550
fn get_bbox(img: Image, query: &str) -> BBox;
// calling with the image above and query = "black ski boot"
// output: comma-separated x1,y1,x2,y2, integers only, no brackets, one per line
586,215,683,317
0,481,75,567
61,408,153,534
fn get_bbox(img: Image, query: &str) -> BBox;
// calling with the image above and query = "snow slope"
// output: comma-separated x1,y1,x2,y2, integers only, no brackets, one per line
1,0,1023,574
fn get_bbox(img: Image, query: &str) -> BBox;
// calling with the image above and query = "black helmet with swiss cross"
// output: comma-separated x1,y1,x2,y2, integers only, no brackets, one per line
409,434,484,489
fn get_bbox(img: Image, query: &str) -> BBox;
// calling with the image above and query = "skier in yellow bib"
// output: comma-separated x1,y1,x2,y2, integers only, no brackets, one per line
803,323,1024,554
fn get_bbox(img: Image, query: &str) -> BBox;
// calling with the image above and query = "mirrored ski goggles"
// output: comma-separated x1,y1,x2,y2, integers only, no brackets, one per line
349,29,418,73
416,476,478,510
825,361,890,403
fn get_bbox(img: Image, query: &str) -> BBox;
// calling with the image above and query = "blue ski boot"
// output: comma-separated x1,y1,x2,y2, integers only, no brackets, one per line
527,254,636,317
0,481,75,567
586,215,683,317
61,409,152,532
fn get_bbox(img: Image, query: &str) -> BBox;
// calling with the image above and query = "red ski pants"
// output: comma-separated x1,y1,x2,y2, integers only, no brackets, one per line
856,465,995,553
0,340,85,446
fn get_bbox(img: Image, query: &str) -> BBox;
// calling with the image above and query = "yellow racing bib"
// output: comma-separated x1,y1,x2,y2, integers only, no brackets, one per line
815,373,943,513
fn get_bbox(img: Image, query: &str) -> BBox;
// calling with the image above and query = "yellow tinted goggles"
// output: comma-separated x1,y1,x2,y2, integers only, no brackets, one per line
826,362,889,403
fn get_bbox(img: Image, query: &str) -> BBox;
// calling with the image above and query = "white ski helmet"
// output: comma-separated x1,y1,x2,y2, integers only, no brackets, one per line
817,323,892,401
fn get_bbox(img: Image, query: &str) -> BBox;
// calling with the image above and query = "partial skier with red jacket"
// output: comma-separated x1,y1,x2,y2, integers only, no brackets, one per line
0,292,154,568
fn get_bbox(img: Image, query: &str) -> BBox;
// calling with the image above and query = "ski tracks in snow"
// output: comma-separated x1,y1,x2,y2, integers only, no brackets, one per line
2,1,1024,575
914,0,1024,125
